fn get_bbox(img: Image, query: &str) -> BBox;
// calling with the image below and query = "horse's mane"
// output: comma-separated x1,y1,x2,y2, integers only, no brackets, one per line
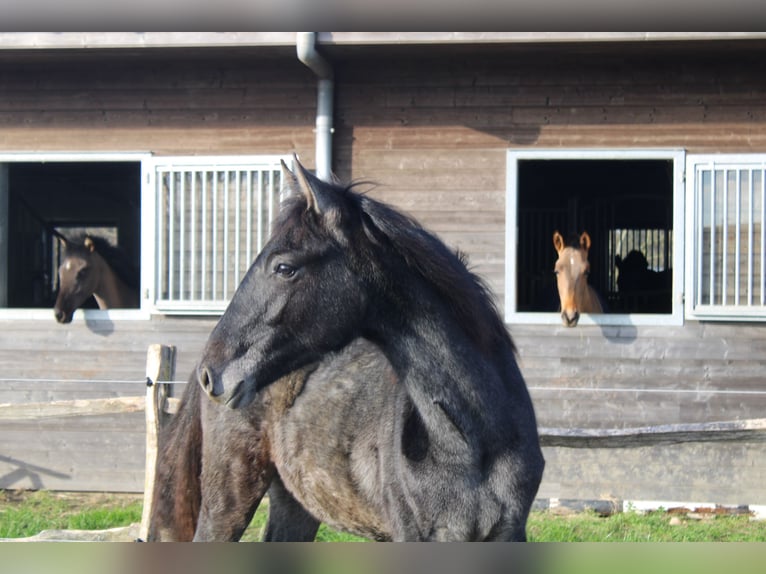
278,182,514,356
63,234,140,289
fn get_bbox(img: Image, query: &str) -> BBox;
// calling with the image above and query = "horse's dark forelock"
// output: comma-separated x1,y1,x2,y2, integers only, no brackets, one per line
63,234,140,289
276,180,514,356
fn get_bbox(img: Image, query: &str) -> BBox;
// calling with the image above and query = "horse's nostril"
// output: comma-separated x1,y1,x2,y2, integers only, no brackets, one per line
198,366,221,397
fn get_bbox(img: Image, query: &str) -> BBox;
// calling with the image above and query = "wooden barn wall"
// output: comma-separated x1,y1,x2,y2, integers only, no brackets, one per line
0,43,765,504
0,49,319,159
331,43,766,301
328,46,766,507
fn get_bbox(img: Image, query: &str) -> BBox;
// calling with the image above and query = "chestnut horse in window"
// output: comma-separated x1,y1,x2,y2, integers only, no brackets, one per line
552,231,603,327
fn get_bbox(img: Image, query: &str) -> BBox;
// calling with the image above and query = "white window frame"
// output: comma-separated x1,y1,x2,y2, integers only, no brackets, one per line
0,152,151,322
144,154,292,315
684,153,766,321
505,149,686,327
0,152,292,321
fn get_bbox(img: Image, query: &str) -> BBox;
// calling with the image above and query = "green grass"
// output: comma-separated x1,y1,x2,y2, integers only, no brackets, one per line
2,490,766,542
0,491,143,538
527,508,766,542
241,504,766,542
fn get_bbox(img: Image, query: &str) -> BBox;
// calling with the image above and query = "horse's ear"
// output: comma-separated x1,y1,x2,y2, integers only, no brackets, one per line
294,159,342,219
579,231,592,252
552,231,565,254
84,236,96,253
279,159,300,203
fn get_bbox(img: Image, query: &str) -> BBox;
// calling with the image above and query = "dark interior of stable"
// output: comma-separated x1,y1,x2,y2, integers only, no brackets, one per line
4,159,674,315
6,162,141,308
516,159,674,314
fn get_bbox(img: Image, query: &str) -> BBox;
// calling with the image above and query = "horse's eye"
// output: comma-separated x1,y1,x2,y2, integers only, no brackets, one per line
273,263,297,278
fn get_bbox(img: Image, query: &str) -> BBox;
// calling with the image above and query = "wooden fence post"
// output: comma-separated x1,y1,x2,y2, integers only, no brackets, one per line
139,344,176,542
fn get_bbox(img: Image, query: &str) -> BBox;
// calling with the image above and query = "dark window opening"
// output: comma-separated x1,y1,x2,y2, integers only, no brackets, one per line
516,159,674,314
6,162,141,309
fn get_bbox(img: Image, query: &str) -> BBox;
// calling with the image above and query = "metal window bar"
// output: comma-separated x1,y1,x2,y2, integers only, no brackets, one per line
762,168,766,306
694,162,766,312
747,169,755,307
190,171,196,301
710,170,717,306
200,171,207,301
246,170,253,268
257,170,264,253
734,169,741,306
696,168,704,308
155,163,284,311
179,171,186,301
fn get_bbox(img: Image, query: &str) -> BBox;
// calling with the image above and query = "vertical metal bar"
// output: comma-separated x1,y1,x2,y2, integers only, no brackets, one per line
190,171,197,302
761,168,766,306
257,170,264,253
234,170,241,283
156,170,164,302
168,171,175,301
268,169,275,235
748,169,754,306
709,169,717,305
179,171,186,301
201,171,207,302
721,169,728,305
697,167,705,308
735,169,741,306
212,171,218,300
223,171,229,298
246,170,253,266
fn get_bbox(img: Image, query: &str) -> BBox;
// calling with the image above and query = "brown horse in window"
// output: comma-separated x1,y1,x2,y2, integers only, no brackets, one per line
552,231,603,327
53,234,139,323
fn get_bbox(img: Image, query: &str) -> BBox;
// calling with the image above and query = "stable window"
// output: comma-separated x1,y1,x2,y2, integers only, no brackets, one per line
0,153,291,320
145,156,290,314
685,154,766,320
505,149,685,326
0,155,144,320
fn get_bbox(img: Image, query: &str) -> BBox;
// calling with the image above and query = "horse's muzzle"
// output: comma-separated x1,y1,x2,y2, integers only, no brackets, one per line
54,308,73,324
198,365,255,409
561,310,580,327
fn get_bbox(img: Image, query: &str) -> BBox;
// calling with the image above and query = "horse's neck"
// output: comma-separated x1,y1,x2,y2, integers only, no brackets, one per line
92,257,137,309
372,289,515,449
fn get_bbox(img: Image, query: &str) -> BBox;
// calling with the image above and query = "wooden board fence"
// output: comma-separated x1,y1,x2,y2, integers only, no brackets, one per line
1,342,766,542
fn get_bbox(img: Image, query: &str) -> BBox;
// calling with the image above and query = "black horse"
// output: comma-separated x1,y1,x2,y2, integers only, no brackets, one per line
155,160,544,541
148,339,399,542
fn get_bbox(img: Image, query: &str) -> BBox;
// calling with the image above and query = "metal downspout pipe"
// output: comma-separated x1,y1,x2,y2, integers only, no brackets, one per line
296,32,334,182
